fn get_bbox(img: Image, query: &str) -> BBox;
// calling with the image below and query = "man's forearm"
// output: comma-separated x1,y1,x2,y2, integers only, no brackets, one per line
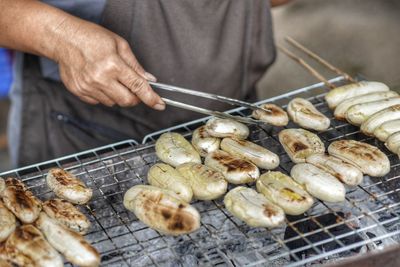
0,0,79,61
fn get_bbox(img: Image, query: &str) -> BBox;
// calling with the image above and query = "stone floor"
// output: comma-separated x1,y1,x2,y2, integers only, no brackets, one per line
0,0,399,172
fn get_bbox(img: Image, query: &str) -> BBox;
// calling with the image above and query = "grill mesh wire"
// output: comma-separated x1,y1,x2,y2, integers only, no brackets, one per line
1,77,399,266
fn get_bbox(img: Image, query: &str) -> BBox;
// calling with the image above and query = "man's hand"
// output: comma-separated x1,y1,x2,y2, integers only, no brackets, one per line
0,0,165,110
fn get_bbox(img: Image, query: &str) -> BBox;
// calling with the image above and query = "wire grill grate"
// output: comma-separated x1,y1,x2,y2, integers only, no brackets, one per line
1,77,399,266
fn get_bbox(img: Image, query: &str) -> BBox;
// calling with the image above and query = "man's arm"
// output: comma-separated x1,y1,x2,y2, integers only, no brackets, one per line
0,0,165,109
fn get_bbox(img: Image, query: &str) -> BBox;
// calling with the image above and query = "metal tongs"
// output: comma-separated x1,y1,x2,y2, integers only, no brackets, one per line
149,82,269,125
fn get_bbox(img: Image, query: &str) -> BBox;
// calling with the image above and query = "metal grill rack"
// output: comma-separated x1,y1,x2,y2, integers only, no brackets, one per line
1,77,399,266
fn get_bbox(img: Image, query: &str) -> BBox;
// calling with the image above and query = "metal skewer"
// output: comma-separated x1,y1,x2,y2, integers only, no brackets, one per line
277,45,337,89
285,36,356,83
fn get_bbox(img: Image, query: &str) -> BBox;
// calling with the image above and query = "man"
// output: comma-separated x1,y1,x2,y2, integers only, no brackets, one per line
0,0,290,167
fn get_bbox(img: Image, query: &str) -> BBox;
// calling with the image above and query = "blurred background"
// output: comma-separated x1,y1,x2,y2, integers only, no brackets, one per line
0,0,399,171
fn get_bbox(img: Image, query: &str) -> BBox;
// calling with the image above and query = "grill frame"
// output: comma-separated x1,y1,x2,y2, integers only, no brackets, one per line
1,76,400,266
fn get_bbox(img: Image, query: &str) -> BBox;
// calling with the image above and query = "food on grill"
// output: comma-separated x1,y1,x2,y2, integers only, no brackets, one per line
204,150,260,184
123,185,200,235
278,128,325,163
1,178,42,223
220,138,280,169
291,163,346,202
176,163,227,201
345,97,400,126
0,201,15,242
306,154,363,186
0,178,4,194
224,186,285,228
0,258,11,267
256,171,314,215
328,140,390,177
155,132,201,167
385,132,400,154
251,103,289,126
148,163,193,202
287,98,330,131
325,81,389,109
5,225,63,267
361,105,400,136
191,126,221,157
42,199,91,234
374,119,400,142
205,117,249,139
334,91,399,120
36,212,100,267
47,168,93,205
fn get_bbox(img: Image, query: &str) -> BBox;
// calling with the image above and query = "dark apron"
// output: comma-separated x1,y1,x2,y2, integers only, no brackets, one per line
17,0,275,167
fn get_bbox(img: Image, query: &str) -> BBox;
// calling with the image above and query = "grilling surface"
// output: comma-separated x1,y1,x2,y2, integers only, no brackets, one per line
2,77,400,266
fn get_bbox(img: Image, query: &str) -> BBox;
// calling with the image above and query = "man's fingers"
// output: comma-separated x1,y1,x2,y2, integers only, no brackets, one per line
90,90,116,107
80,95,100,105
103,81,141,107
118,66,165,110
117,39,157,82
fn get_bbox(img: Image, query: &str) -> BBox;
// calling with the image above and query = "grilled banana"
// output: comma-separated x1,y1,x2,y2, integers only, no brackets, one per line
123,185,200,235
0,177,4,195
176,163,227,201
220,138,279,169
0,201,16,242
256,171,314,215
291,163,346,202
205,117,249,139
2,178,42,223
278,128,325,163
224,186,285,228
306,154,363,186
147,163,193,202
385,132,400,154
374,119,400,142
325,81,390,109
36,212,100,267
191,126,221,157
204,150,260,184
361,104,400,136
334,91,399,120
47,168,92,205
287,98,330,131
328,140,390,177
346,97,400,126
156,132,201,167
42,199,91,234
5,225,63,267
251,103,289,126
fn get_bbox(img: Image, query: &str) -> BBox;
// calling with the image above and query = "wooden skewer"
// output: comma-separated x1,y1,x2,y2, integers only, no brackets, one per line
285,36,357,83
277,45,336,90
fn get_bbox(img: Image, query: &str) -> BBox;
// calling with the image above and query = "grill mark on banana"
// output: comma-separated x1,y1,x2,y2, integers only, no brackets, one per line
123,185,200,235
334,91,399,120
287,98,330,131
256,171,313,215
0,201,16,243
205,150,260,184
251,104,289,126
191,126,221,157
205,117,249,139
220,138,279,169
35,212,100,267
176,163,227,201
325,81,390,109
42,199,91,234
361,104,400,136
306,154,363,186
148,163,193,202
155,132,201,167
2,178,42,224
5,225,63,267
374,119,400,142
279,128,325,163
224,186,285,228
291,163,346,203
328,140,390,177
46,168,92,205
